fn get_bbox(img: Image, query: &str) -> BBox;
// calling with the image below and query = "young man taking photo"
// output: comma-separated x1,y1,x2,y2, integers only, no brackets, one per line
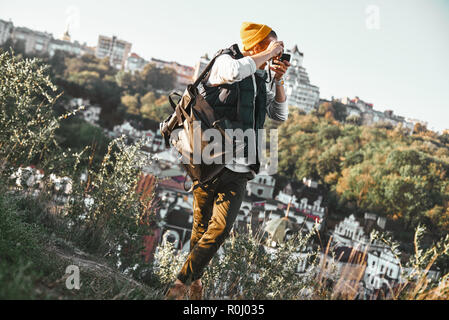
166,21,291,300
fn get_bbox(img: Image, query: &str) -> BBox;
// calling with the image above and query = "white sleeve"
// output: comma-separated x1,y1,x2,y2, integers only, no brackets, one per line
206,54,257,86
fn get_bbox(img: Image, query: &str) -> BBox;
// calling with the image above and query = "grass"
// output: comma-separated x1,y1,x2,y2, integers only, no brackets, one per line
1,181,448,300
0,186,162,300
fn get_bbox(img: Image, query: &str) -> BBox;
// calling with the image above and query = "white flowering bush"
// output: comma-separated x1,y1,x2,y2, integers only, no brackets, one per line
0,51,84,182
0,50,159,281
153,237,188,287
62,134,158,273
200,225,323,300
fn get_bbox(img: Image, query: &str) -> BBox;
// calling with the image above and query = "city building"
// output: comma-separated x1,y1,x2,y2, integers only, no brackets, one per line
246,171,276,199
0,19,13,45
12,26,52,55
81,106,102,126
150,57,195,91
95,35,132,69
48,38,82,57
192,53,211,81
337,96,422,133
364,247,402,294
295,196,326,222
332,213,388,252
284,45,320,113
126,52,148,74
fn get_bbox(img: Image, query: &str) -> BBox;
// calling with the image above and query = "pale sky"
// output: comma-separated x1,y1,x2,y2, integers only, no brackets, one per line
1,0,448,132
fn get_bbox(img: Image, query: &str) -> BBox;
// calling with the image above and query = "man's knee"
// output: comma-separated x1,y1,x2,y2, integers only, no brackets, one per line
203,220,233,246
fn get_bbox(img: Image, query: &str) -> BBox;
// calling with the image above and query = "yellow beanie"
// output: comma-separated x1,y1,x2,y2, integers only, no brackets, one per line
240,22,272,51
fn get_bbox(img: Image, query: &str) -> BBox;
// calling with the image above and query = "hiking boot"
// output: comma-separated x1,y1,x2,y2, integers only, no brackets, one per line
189,281,203,300
165,282,188,300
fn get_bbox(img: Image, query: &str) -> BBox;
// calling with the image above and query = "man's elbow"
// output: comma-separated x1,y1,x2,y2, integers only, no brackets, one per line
268,110,288,122
277,112,288,122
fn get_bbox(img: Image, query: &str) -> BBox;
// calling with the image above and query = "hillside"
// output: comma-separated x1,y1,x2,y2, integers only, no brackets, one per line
270,105,449,245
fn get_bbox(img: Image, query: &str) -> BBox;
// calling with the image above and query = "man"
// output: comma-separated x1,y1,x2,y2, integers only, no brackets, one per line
165,22,290,300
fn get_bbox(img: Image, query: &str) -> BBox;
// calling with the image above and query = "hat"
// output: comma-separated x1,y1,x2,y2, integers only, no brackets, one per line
240,22,272,51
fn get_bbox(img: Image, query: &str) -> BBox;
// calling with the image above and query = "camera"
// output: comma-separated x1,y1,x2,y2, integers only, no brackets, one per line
273,53,291,64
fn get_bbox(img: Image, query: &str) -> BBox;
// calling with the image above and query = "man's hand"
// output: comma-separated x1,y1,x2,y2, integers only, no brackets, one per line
266,41,284,59
270,59,291,80
249,40,285,70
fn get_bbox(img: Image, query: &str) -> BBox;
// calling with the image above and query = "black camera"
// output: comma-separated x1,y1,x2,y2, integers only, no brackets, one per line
273,53,291,64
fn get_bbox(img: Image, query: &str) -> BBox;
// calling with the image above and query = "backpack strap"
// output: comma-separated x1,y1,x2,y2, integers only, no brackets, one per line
192,48,233,89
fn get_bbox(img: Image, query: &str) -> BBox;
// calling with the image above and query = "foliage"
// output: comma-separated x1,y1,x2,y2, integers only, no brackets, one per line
54,116,111,172
277,109,449,235
153,239,188,288
0,51,83,181
153,225,322,300
140,63,177,92
62,135,157,271
371,226,449,299
0,51,160,298
0,187,46,299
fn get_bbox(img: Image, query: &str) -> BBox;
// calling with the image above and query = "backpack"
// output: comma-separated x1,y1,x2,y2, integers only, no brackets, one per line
159,49,236,190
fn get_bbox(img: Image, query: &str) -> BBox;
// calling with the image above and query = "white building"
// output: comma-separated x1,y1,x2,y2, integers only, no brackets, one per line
113,121,140,139
339,96,420,133
332,213,387,252
48,38,82,57
303,177,318,188
12,26,52,55
284,45,320,113
10,166,44,191
126,52,148,74
192,53,210,81
296,196,326,219
81,106,101,125
364,247,401,293
275,190,298,207
246,171,275,199
0,19,13,45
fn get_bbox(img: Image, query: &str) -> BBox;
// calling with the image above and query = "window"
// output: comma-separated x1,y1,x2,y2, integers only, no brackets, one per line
257,189,263,196
381,265,384,272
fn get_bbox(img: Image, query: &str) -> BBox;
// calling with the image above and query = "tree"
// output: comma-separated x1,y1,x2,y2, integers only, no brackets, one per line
425,205,449,234
68,70,102,96
346,114,362,125
115,70,135,94
141,91,157,106
121,94,140,116
0,51,71,179
141,64,177,91
140,95,171,122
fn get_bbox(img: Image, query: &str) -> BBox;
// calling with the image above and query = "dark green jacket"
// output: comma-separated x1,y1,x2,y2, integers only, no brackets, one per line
199,44,269,173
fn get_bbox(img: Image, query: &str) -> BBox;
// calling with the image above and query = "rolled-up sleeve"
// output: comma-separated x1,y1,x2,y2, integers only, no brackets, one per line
206,54,257,86
266,84,289,122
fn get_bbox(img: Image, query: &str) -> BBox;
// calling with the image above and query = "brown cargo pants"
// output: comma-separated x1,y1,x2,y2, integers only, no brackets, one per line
176,168,253,284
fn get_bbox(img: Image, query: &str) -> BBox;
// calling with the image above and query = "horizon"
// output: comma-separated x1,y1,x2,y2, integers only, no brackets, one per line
1,0,448,132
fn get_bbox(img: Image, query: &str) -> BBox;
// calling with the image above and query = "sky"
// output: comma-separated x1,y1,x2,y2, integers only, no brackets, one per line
1,0,448,132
